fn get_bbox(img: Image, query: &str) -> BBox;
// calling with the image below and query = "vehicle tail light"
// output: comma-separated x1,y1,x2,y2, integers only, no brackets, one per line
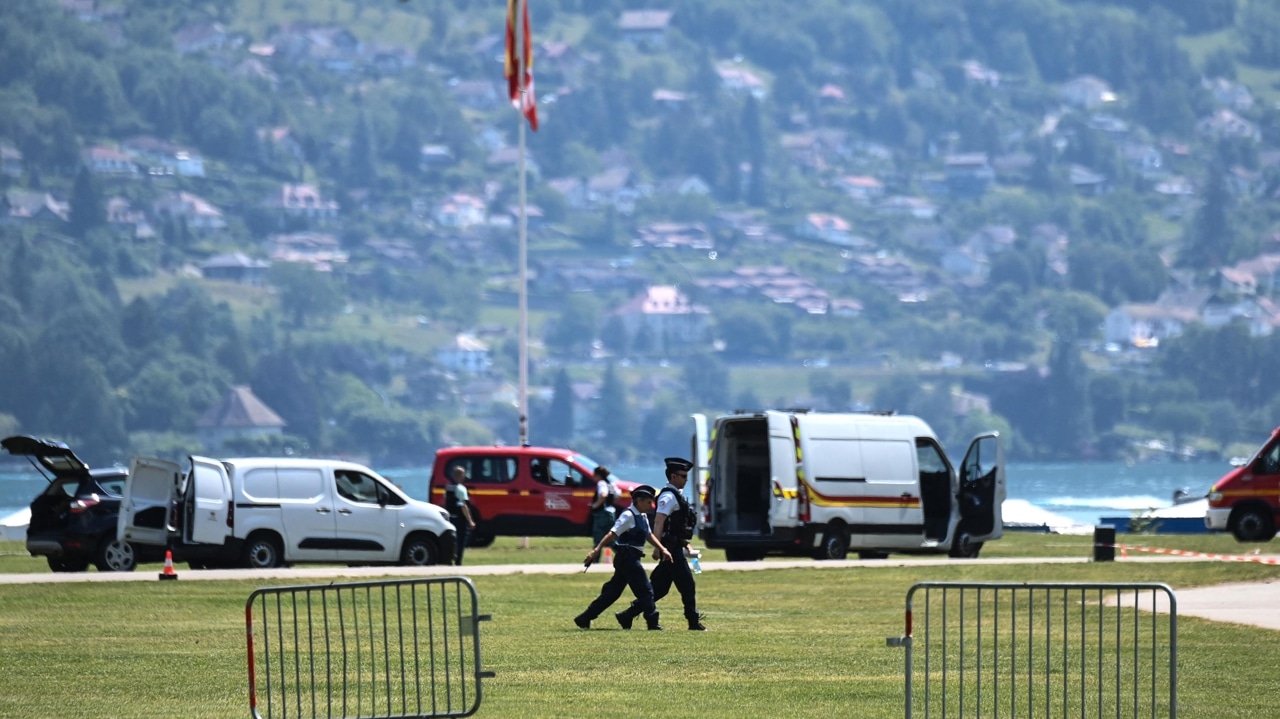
227,499,235,528
798,482,810,523
69,495,102,514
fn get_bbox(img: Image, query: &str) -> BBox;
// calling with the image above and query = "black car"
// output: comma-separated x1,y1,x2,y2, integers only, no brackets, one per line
2,435,158,572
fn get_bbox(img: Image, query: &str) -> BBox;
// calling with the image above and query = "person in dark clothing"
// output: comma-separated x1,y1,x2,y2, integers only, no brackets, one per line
616,457,705,630
589,465,619,548
574,485,672,631
444,466,476,565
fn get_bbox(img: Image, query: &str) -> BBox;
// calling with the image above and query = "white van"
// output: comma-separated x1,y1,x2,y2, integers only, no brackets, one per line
693,410,1004,560
119,456,456,568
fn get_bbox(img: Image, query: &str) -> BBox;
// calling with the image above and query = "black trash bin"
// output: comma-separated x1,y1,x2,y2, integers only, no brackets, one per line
1093,525,1116,562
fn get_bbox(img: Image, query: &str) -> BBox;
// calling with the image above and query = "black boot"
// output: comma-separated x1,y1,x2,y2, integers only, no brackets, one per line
615,610,635,630
687,613,706,631
645,612,663,631
573,614,590,629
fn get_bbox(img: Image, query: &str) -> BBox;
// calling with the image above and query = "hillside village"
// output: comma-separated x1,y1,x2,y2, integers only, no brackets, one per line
2,0,1280,464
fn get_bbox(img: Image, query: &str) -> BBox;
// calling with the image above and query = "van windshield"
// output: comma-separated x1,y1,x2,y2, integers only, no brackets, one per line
568,454,598,474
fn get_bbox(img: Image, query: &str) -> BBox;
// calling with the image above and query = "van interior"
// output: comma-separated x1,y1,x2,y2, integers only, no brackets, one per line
714,418,772,536
916,439,952,541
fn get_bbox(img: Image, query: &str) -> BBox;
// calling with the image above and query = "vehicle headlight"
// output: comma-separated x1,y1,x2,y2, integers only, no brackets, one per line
1207,492,1223,503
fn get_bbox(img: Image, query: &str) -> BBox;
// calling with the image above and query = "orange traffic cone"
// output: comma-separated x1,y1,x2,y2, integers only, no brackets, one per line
158,549,178,581
603,547,612,562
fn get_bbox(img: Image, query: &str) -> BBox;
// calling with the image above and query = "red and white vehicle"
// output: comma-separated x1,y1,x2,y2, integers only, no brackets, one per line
428,446,639,546
1206,427,1280,542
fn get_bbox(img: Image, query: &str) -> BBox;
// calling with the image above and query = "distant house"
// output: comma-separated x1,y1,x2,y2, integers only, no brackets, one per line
272,183,339,220
82,146,138,175
437,334,492,375
449,79,501,110
875,195,938,220
153,191,226,232
1203,76,1253,112
1196,109,1260,142
1059,75,1114,109
1103,298,1201,347
419,144,455,169
2,190,69,224
612,285,711,356
587,166,643,214
944,153,995,197
716,65,767,100
633,221,714,251
618,10,673,47
835,175,885,204
433,193,487,229
122,136,205,177
267,232,348,271
200,252,270,284
1069,165,1109,196
797,213,862,248
196,385,286,451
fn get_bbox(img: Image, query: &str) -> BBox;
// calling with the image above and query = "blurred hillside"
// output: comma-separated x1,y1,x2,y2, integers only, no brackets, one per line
1,0,1279,465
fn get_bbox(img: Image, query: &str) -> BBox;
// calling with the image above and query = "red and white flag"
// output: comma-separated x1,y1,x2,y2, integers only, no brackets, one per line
504,0,538,131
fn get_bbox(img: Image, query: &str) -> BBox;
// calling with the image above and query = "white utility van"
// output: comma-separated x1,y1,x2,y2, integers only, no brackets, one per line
119,456,456,569
693,410,1004,560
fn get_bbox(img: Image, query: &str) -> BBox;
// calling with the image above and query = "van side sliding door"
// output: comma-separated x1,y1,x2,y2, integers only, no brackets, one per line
187,457,231,545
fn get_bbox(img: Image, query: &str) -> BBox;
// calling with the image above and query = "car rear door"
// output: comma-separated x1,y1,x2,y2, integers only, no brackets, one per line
119,457,181,546
186,457,231,545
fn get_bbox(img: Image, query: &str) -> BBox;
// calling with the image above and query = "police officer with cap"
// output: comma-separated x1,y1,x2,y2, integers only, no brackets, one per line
574,484,672,630
616,457,706,631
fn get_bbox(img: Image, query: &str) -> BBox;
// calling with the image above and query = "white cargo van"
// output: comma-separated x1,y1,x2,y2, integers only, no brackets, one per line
693,410,1004,560
119,456,456,568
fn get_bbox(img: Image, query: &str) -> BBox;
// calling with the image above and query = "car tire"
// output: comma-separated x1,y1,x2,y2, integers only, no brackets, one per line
399,533,440,567
47,556,90,573
94,538,137,572
241,532,284,569
948,531,983,559
1231,506,1276,543
813,525,849,560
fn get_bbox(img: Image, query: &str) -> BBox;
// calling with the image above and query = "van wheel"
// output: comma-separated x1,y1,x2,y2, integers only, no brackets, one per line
949,531,983,558
242,533,283,569
1231,506,1276,542
814,526,849,560
94,538,137,572
400,533,440,566
47,556,89,573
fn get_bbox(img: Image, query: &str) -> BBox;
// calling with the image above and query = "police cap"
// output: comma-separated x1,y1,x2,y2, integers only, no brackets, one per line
630,484,658,500
664,457,693,474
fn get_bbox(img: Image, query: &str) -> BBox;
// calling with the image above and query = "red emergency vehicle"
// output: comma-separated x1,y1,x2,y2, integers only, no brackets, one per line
428,446,638,546
1206,427,1280,542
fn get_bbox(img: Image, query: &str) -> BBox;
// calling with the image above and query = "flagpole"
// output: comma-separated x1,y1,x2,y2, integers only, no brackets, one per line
516,0,529,447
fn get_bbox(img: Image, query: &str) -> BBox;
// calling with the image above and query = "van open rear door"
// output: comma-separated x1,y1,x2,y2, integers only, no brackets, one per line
958,433,1005,541
691,413,709,519
119,456,181,546
187,456,231,545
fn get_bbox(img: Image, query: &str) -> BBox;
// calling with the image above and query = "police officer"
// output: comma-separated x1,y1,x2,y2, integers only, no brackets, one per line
574,485,672,631
445,466,476,566
616,457,705,631
589,466,619,548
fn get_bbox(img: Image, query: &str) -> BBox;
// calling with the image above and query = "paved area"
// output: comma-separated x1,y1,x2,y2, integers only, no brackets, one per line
2,555,1277,631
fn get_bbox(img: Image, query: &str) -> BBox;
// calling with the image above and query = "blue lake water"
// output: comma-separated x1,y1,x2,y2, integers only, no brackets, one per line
1,460,1226,528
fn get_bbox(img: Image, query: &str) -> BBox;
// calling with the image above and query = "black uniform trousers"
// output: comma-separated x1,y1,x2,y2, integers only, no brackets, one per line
625,543,697,621
579,547,657,622
450,515,470,566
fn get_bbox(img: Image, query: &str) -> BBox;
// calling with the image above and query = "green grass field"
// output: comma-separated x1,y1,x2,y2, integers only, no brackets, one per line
0,534,1278,718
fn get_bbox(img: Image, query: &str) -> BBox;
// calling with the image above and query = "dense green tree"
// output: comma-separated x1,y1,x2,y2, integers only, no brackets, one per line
68,165,105,239
680,351,730,410
1039,337,1092,456
251,352,322,446
270,264,345,328
1178,162,1233,270
122,354,230,433
598,362,633,445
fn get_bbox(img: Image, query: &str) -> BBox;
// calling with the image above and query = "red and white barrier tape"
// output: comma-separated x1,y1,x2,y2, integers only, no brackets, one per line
1111,544,1280,565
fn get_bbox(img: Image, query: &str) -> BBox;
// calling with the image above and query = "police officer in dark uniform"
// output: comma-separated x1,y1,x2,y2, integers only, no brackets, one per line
616,457,706,631
574,485,672,631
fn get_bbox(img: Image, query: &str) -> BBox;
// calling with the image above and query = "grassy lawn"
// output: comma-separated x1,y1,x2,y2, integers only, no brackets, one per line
0,534,1279,717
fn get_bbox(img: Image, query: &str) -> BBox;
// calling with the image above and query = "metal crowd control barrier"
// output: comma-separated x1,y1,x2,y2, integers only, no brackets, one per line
246,577,494,719
888,582,1177,719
